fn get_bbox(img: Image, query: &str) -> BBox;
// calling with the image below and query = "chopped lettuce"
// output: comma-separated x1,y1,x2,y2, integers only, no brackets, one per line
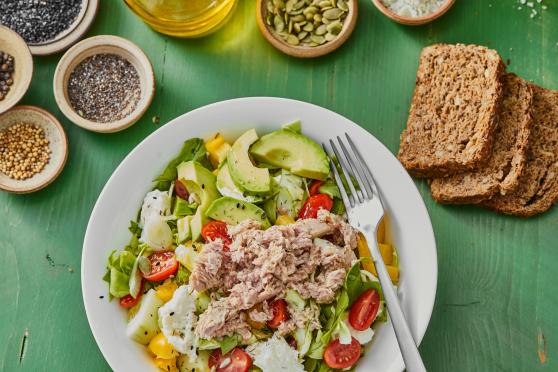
318,181,341,199
285,289,306,310
220,334,241,354
330,198,345,215
173,197,197,218
103,250,137,299
153,138,212,191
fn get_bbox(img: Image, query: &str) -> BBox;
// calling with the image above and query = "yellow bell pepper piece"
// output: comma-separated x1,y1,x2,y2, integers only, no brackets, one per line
154,357,178,372
205,133,231,168
149,333,178,360
386,265,399,283
275,214,295,225
377,218,385,243
357,233,398,283
379,243,393,265
155,279,178,302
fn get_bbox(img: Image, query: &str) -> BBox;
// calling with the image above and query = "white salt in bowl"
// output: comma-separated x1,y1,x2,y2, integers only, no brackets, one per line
372,0,455,25
53,35,155,133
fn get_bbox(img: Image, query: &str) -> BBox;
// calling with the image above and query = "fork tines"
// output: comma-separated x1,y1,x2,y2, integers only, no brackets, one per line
323,133,382,209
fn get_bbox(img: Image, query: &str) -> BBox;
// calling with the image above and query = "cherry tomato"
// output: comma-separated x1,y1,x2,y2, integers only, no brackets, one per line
308,180,324,196
174,179,189,200
143,252,179,282
267,299,288,329
324,337,361,369
298,194,333,219
349,288,381,331
119,292,141,308
201,221,232,247
208,348,252,372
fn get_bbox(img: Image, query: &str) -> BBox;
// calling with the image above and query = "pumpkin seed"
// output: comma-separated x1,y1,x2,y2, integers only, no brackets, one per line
313,13,322,22
318,0,331,8
325,32,336,41
323,8,343,19
321,17,331,24
311,34,325,44
303,5,318,15
286,34,300,45
285,0,296,12
298,31,308,39
292,14,305,22
303,22,314,31
337,0,348,11
293,0,306,10
315,24,327,35
274,15,285,32
288,19,293,33
326,20,342,34
267,1,275,13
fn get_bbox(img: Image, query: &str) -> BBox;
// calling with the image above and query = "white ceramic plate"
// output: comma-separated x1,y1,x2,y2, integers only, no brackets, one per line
82,97,437,372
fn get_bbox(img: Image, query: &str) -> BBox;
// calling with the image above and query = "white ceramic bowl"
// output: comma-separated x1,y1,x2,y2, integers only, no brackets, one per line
82,97,437,372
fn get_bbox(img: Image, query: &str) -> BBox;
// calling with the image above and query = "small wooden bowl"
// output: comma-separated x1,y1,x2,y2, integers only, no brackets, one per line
0,106,68,194
371,0,455,26
256,0,358,58
29,0,100,56
0,26,33,115
53,35,155,133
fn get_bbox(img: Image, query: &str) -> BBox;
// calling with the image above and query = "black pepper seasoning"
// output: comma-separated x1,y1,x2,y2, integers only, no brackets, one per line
67,53,141,123
0,52,14,101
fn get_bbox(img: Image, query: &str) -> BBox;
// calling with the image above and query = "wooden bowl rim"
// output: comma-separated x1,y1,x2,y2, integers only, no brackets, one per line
29,0,100,56
256,0,358,58
0,105,68,194
0,25,34,115
371,0,456,26
53,35,155,134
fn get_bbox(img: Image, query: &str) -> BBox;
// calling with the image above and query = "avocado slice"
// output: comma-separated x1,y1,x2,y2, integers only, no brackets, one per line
282,120,302,133
177,161,220,241
216,160,263,203
250,130,330,180
206,196,271,228
227,129,271,194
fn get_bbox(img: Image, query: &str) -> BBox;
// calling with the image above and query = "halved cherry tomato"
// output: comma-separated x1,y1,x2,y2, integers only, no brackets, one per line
119,292,141,308
349,288,381,331
174,179,189,200
323,337,361,369
309,180,324,196
143,252,179,282
208,348,252,372
267,299,288,329
298,194,333,219
201,221,232,247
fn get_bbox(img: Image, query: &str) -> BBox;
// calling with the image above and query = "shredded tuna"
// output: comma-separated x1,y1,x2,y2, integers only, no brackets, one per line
278,301,321,336
192,211,358,340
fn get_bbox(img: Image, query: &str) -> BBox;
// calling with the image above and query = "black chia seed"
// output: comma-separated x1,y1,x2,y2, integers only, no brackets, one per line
0,52,15,101
0,0,83,44
67,53,141,123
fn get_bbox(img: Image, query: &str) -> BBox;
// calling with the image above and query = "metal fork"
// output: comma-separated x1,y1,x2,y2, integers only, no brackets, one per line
323,134,427,372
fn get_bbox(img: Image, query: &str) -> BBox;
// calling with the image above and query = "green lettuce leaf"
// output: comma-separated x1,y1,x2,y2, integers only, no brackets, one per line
318,182,341,199
173,197,196,217
153,138,212,191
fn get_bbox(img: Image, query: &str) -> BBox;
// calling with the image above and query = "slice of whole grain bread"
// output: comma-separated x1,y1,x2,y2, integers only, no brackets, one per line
483,85,558,217
397,43,506,178
429,74,533,204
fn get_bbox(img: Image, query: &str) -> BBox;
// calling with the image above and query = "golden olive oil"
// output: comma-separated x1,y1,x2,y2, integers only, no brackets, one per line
124,0,237,38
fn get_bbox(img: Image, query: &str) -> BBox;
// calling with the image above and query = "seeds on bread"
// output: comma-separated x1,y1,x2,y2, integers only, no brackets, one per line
482,85,558,217
397,44,505,178
429,74,533,204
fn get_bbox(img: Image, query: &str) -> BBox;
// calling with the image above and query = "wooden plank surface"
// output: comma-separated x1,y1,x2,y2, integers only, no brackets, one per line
1,0,557,371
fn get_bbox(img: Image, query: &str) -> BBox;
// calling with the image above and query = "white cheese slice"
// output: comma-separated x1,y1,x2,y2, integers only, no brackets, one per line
139,190,171,228
344,319,375,345
158,285,198,361
246,334,305,372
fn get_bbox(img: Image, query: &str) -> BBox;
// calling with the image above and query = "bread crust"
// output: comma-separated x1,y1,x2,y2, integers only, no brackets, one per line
397,44,505,178
482,85,558,216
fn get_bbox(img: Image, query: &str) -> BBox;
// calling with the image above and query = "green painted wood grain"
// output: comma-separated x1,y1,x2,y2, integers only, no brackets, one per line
1,0,557,371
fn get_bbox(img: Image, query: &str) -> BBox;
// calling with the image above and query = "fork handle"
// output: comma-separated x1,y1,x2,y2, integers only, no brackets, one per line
363,230,427,372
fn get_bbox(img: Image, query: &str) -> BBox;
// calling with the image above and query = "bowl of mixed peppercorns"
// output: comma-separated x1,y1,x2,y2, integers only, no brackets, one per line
0,25,33,115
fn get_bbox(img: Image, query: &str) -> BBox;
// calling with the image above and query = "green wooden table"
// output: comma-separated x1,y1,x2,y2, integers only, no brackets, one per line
1,0,557,370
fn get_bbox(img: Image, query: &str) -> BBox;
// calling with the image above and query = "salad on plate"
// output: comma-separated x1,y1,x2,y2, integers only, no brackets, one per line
103,121,400,372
